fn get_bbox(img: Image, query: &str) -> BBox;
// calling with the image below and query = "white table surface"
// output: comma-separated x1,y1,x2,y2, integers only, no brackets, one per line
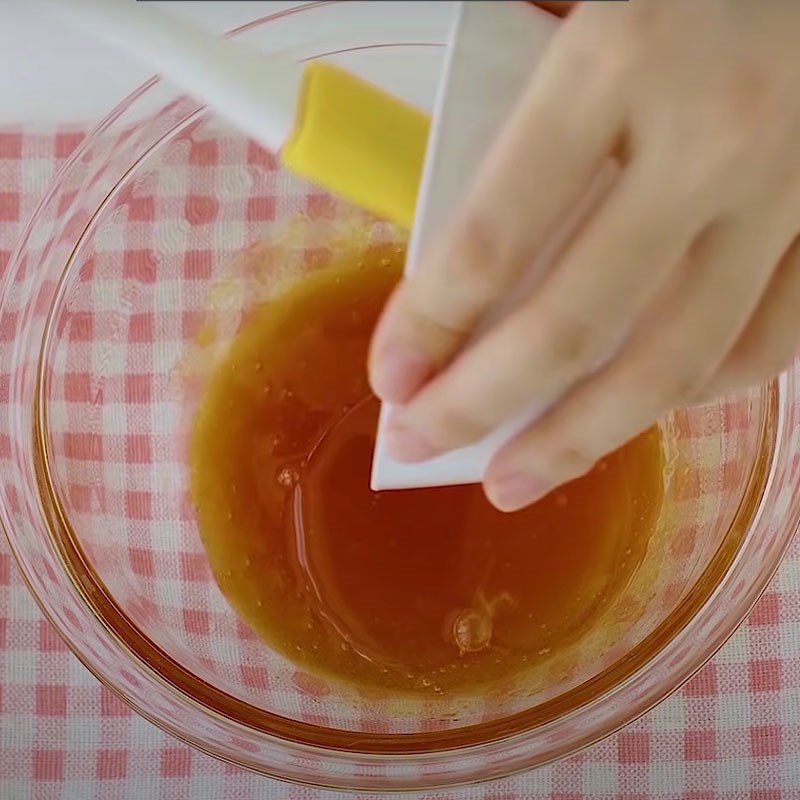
0,2,308,127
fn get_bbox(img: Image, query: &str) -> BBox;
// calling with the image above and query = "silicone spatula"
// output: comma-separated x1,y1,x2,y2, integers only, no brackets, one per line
37,0,432,227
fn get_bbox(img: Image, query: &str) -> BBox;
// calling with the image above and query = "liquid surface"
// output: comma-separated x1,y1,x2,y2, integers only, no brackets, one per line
190,247,664,694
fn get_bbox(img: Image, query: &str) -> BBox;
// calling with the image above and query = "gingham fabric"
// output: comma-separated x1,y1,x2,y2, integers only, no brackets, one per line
1,129,800,800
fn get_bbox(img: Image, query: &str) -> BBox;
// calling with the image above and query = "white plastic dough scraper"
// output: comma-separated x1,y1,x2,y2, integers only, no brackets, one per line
371,1,614,491
371,1,557,491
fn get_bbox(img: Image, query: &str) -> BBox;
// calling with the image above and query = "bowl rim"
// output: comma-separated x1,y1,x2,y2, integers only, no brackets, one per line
2,0,799,790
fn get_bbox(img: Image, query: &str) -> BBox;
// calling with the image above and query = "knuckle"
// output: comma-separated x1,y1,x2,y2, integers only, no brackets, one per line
446,213,511,294
559,15,643,98
403,299,463,344
426,403,488,448
667,366,707,404
561,48,615,101
715,68,773,137
398,290,467,360
536,306,602,371
640,83,778,204
551,442,597,478
559,56,632,134
526,430,599,481
675,81,772,191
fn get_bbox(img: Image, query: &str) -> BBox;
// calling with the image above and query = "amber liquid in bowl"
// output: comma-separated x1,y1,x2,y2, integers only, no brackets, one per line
189,247,663,694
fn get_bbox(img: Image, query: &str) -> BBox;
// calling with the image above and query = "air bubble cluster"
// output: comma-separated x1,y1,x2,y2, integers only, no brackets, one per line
453,608,492,654
277,465,301,488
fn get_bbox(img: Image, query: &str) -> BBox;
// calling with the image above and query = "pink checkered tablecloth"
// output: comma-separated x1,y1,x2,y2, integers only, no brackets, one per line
1,128,800,800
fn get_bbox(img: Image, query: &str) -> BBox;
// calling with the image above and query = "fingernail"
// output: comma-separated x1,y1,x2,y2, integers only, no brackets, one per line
486,472,551,513
385,424,440,462
371,341,431,404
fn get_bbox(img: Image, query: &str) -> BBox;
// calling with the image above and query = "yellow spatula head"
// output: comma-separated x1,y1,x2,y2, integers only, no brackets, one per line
282,62,430,229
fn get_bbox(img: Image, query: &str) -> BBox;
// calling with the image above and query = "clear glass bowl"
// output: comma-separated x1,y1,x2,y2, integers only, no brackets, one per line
1,1,799,791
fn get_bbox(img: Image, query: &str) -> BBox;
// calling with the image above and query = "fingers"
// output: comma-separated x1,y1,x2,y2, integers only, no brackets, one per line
484,212,793,511
369,14,627,404
698,234,800,401
384,164,703,459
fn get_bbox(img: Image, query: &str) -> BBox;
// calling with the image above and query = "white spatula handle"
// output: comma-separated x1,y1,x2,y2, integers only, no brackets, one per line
38,0,302,152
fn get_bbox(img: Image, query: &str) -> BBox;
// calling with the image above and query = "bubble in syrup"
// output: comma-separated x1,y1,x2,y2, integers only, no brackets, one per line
277,465,300,489
453,608,492,655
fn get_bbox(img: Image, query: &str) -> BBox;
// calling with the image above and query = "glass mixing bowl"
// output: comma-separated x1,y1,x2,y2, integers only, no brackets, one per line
1,1,799,791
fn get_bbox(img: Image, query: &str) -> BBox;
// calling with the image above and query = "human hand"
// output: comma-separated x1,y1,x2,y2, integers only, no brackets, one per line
368,0,800,511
